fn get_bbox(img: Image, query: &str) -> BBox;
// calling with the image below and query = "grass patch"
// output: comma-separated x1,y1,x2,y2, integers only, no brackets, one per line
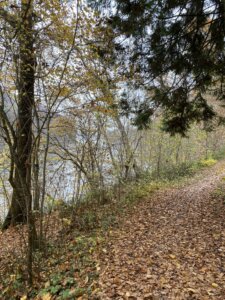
150,162,195,181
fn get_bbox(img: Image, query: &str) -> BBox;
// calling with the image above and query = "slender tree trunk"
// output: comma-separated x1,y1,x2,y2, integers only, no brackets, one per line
157,141,162,178
33,144,40,211
114,115,140,179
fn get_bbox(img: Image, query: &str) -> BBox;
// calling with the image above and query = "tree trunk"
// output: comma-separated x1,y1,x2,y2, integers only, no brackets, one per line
2,0,35,229
114,115,140,180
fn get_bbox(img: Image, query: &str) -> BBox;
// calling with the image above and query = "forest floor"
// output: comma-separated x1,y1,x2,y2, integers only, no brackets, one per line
1,161,225,299
96,160,225,299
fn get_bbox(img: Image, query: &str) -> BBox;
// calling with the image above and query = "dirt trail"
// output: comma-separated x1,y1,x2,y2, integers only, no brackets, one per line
97,161,225,299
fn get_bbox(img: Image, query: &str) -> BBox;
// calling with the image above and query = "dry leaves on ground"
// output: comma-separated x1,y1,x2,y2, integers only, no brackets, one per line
97,162,225,299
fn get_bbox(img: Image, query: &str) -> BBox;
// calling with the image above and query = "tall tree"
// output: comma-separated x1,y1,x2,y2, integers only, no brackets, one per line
1,0,35,229
0,0,81,229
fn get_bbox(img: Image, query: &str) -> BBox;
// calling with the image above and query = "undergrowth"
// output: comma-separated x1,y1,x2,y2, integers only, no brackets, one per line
1,154,225,299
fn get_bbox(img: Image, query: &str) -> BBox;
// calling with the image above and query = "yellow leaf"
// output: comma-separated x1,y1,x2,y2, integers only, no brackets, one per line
92,288,100,294
169,254,176,259
45,281,50,288
213,233,220,240
212,283,218,288
42,293,52,300
62,218,71,226
20,296,27,300
10,274,16,281
160,277,166,284
187,288,196,293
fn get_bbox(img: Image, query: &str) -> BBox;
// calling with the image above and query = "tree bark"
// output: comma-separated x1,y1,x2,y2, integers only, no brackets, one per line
2,0,35,229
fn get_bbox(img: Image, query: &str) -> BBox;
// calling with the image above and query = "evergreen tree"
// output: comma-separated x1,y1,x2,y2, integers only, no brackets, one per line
91,0,225,134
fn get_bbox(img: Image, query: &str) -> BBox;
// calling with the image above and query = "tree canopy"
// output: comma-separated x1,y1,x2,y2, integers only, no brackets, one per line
90,0,225,134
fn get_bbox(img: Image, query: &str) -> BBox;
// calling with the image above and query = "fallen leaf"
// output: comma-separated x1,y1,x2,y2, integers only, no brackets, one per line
42,293,52,300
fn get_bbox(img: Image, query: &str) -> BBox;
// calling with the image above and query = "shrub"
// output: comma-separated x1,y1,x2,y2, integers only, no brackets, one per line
199,158,217,167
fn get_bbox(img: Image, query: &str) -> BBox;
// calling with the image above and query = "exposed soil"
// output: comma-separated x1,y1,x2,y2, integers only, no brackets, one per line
97,162,225,299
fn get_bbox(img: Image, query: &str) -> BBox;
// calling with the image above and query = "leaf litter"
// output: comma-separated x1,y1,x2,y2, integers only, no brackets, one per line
96,162,225,299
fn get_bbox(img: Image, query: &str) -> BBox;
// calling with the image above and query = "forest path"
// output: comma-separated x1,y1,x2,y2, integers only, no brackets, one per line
97,161,225,299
